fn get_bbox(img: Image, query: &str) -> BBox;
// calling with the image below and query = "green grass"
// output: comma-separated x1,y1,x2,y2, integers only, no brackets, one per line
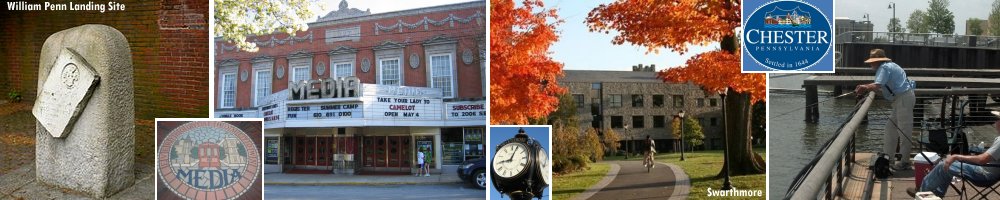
551,162,611,200
607,147,767,199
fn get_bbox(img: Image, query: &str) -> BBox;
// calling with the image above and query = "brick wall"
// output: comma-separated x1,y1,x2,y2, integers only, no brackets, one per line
0,0,210,119
215,2,486,110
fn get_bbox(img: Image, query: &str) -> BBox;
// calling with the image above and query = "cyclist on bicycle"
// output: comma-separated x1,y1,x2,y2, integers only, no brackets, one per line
644,135,656,168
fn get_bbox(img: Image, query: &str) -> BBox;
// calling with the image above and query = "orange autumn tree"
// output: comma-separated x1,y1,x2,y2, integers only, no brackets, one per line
587,0,765,175
490,0,565,124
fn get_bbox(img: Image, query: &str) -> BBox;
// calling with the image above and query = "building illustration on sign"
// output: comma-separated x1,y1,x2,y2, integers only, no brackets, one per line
214,0,486,177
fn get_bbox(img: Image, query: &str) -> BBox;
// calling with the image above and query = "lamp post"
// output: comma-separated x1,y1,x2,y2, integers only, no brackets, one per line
624,125,630,159
675,110,686,161
720,88,733,190
888,2,896,42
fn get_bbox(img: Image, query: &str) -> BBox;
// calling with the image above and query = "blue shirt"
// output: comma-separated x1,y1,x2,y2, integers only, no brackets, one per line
874,62,914,101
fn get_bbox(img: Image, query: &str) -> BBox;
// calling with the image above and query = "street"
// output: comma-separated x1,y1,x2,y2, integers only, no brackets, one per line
264,184,486,200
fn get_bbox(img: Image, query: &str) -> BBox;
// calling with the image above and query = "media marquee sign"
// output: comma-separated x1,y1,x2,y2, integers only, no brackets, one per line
265,81,446,123
742,0,833,73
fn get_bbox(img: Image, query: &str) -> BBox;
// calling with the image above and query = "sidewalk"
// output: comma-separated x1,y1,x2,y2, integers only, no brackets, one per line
264,165,463,185
578,160,690,200
0,162,154,199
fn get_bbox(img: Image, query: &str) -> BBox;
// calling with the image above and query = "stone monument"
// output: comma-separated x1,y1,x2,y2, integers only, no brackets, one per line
32,24,135,197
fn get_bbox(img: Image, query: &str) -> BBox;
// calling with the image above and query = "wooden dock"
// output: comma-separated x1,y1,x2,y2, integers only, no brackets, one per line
800,75,1000,122
834,67,1000,78
843,152,1000,199
803,76,1000,87
839,153,891,200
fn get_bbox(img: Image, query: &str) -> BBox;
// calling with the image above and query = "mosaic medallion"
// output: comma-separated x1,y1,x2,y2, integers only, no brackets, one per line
157,121,260,200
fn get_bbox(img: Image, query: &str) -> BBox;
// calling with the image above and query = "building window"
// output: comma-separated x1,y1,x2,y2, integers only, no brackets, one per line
253,69,271,106
697,98,705,107
653,95,664,107
710,98,718,107
673,95,684,108
573,94,585,108
379,58,401,85
221,73,236,108
698,118,706,127
591,97,601,107
610,95,622,107
610,116,624,128
333,62,353,78
711,117,718,126
632,116,644,128
429,54,454,98
653,115,665,128
592,83,601,90
292,66,310,83
631,94,643,107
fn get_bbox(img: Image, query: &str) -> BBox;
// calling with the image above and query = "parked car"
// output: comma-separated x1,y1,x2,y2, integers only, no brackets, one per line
457,158,486,189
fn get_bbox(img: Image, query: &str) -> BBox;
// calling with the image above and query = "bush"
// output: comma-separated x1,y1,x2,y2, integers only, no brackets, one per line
553,157,571,173
570,155,589,170
553,155,594,173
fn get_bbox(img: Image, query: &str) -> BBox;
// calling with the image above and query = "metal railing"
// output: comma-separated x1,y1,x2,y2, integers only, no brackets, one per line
836,31,1000,49
785,88,1000,199
785,91,875,199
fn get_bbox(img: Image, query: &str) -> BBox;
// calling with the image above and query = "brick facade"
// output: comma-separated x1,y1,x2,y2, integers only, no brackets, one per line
1,0,210,119
214,1,486,111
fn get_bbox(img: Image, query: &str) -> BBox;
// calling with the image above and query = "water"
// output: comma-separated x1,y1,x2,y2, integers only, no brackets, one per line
768,74,895,199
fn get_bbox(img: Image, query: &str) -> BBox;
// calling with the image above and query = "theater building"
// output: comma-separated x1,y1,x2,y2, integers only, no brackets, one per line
213,0,486,175
559,69,726,152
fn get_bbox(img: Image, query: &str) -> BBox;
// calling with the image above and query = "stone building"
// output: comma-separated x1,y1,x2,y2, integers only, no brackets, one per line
214,0,486,175
559,70,725,153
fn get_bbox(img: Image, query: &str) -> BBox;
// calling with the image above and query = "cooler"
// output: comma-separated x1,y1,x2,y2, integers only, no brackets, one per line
914,152,941,188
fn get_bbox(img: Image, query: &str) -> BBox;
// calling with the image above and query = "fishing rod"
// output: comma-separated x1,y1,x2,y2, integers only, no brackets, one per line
771,90,858,120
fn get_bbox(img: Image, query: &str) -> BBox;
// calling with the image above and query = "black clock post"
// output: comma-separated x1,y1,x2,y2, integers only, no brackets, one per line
491,128,550,200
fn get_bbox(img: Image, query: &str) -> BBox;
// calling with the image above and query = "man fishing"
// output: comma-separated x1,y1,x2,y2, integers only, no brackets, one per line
854,48,916,170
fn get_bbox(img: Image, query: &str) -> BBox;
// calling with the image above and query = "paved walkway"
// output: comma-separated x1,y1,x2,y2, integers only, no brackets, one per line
577,160,690,200
0,162,154,199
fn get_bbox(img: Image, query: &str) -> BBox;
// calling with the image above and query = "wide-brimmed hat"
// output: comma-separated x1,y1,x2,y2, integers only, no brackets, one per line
864,49,892,64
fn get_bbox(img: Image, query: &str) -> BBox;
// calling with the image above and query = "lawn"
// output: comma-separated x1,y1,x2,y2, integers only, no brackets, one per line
551,162,611,200
607,147,767,200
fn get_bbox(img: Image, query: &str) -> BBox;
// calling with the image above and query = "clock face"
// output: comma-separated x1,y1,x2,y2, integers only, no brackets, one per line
538,147,551,185
492,143,529,178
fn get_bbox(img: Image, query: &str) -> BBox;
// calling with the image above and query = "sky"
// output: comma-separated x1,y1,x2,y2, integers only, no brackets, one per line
489,126,552,200
543,0,717,71
313,0,480,20
835,0,994,34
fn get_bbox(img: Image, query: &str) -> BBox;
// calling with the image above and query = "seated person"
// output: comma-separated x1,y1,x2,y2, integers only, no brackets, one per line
908,111,1000,197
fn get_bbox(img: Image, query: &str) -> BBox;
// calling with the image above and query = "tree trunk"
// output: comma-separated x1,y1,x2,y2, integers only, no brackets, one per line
718,89,766,177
